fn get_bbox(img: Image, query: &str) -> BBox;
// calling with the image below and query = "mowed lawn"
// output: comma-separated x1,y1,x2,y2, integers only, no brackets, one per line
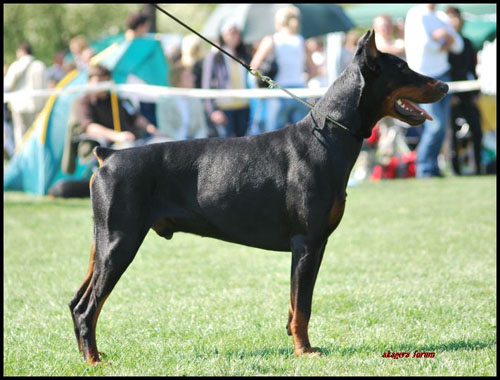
3,176,496,376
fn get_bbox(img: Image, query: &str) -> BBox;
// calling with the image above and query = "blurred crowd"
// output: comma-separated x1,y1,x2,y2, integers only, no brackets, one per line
4,5,497,178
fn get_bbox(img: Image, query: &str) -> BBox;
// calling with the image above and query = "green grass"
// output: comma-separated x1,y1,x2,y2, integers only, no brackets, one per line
4,176,496,376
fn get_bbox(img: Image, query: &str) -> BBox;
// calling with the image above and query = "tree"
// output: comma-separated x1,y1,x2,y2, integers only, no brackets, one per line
3,4,217,66
4,4,137,65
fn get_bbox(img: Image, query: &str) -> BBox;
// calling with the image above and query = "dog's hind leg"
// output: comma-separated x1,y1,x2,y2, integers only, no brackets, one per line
288,236,326,356
69,231,97,353
72,226,148,364
71,180,151,363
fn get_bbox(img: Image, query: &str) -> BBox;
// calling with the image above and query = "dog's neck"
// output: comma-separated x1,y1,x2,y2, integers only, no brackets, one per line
311,64,381,140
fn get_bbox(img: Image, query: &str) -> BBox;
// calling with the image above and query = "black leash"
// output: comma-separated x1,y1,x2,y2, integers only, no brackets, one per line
152,4,356,137
153,4,251,71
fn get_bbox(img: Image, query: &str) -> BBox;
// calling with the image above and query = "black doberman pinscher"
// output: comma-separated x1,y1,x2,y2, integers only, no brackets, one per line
69,30,448,364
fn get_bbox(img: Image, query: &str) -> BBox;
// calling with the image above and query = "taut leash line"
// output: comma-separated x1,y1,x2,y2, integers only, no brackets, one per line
152,4,251,71
152,4,355,136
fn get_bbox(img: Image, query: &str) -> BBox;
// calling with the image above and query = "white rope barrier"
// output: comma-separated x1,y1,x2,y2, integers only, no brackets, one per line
3,80,482,103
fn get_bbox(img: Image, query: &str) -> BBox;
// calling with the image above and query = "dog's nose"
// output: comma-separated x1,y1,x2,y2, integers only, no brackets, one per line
437,81,449,94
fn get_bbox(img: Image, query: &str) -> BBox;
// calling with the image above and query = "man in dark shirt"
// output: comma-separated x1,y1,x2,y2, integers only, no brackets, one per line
76,64,161,148
446,6,483,175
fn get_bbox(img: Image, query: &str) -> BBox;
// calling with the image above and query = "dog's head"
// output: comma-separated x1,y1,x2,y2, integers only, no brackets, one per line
353,30,448,126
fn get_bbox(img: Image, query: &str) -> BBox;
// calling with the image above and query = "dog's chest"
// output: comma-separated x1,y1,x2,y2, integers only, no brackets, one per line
327,198,346,233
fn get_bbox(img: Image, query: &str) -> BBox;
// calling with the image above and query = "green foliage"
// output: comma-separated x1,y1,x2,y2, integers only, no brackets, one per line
3,4,217,65
4,176,496,375
155,3,217,36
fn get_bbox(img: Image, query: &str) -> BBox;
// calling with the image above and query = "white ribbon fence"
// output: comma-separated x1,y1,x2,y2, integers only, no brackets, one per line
3,80,482,104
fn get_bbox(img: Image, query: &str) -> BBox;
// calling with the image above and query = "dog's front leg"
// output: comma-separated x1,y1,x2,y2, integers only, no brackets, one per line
287,240,327,336
288,236,325,356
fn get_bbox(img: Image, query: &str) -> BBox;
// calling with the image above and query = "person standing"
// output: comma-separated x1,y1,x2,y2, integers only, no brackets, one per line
405,4,463,178
45,51,67,88
251,6,316,130
124,11,161,127
445,6,483,175
201,18,251,137
67,36,89,71
373,14,405,58
4,42,46,148
181,34,205,89
125,11,151,40
156,63,208,140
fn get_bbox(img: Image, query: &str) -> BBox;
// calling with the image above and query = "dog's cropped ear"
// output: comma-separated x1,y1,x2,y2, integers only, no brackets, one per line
354,29,379,71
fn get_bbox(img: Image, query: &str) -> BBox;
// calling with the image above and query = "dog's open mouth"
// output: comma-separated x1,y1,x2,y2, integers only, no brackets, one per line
395,98,433,123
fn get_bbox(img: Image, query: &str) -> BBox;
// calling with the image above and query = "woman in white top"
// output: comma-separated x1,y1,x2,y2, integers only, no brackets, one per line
251,6,316,130
404,4,463,178
157,63,208,141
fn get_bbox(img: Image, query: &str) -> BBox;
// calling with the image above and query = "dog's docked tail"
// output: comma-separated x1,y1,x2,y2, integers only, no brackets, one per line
93,146,114,168
89,146,115,190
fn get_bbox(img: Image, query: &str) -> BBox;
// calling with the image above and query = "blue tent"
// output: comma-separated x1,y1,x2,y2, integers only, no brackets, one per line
4,37,169,195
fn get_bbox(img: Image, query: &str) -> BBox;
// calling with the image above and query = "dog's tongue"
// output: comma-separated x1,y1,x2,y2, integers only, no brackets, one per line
402,99,433,121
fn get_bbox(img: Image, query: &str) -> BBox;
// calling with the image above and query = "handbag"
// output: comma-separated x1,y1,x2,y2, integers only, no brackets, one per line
257,36,278,88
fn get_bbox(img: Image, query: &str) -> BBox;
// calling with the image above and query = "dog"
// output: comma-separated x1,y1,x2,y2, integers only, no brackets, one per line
69,30,448,364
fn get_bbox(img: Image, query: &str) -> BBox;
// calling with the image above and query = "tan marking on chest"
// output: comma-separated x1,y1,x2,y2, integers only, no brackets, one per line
327,199,346,232
151,218,175,239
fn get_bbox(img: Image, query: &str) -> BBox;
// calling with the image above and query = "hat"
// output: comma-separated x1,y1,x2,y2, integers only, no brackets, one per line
220,17,240,34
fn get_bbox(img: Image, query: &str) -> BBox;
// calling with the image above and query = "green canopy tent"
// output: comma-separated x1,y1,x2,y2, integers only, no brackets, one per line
4,36,169,195
344,3,496,50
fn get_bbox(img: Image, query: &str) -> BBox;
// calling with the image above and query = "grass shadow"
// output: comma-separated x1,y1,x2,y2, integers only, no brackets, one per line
221,338,496,359
319,338,497,357
396,339,497,353
204,346,295,360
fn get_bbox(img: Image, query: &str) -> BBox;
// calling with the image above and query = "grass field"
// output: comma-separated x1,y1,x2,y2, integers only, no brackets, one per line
3,176,496,376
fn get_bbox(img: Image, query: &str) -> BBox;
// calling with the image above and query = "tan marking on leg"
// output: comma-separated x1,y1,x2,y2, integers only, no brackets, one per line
75,239,96,353
290,310,322,357
80,239,96,290
287,298,294,336
86,294,109,364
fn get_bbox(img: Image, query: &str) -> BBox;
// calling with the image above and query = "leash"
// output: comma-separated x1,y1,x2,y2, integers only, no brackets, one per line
110,91,122,132
152,4,356,137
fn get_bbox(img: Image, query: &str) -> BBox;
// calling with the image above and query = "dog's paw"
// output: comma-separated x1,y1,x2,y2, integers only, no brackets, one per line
295,346,322,357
